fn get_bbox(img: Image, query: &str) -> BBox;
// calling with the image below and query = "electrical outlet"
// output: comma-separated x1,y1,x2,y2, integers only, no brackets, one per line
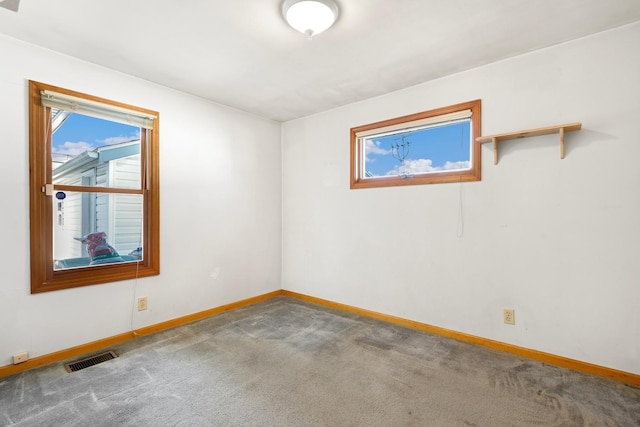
503,308,515,325
13,352,29,364
137,296,148,311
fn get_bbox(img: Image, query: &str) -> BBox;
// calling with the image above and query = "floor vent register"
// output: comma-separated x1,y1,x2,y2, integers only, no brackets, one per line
65,351,118,373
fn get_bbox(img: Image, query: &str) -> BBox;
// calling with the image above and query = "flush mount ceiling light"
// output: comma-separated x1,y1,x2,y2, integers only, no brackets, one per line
282,0,339,39
0,0,20,12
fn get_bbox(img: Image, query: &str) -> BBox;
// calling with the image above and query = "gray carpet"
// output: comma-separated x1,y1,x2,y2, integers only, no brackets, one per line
1,296,638,426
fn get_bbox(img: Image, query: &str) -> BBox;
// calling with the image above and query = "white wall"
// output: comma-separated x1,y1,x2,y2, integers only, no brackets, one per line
282,23,640,374
2,23,638,376
0,35,282,365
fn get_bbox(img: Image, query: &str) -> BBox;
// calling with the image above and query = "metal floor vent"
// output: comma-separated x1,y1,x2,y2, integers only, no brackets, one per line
65,351,118,373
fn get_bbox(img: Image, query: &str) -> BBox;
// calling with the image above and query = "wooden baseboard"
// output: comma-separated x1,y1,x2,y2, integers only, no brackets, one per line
131,290,282,338
0,290,281,379
3,288,638,387
281,290,640,386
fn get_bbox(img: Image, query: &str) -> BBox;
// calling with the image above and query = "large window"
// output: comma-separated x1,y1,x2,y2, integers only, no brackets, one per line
350,100,481,188
29,81,160,293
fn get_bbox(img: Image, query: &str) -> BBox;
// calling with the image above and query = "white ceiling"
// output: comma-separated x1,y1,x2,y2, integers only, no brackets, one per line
1,0,639,122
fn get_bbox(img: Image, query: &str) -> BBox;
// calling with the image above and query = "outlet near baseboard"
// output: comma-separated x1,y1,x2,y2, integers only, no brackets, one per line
137,296,148,311
503,308,515,325
13,352,29,364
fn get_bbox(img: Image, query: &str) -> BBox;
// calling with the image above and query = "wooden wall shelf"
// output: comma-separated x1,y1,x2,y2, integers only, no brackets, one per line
476,122,582,164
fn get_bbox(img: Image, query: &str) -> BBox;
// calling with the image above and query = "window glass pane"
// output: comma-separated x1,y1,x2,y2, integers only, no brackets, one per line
53,191,144,270
362,119,471,179
52,111,141,189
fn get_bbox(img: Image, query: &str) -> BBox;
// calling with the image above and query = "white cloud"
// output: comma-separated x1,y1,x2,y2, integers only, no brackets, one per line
385,158,470,176
53,141,94,156
100,133,140,145
441,160,470,170
365,140,391,156
386,158,433,175
53,132,139,158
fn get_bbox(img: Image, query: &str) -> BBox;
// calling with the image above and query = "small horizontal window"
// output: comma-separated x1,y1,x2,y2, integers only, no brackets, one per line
350,100,481,188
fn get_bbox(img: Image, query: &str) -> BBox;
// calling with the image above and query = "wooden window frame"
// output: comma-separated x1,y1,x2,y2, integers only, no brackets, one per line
350,99,481,189
28,80,160,293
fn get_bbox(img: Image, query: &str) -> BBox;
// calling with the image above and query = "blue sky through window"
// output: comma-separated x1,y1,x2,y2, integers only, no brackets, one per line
52,113,140,157
363,120,471,177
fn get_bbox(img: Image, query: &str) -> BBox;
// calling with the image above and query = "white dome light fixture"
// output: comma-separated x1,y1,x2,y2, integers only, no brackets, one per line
282,0,339,39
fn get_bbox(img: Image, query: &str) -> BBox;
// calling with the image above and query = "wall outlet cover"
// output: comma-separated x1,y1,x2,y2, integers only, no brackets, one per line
13,352,29,364
503,308,515,325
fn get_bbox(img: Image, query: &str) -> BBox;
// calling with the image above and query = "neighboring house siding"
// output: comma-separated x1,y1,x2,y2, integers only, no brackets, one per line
108,155,143,255
52,142,142,264
53,162,98,260
96,162,109,187
113,156,141,189
95,162,110,246
53,192,83,258
111,194,143,254
95,193,110,246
